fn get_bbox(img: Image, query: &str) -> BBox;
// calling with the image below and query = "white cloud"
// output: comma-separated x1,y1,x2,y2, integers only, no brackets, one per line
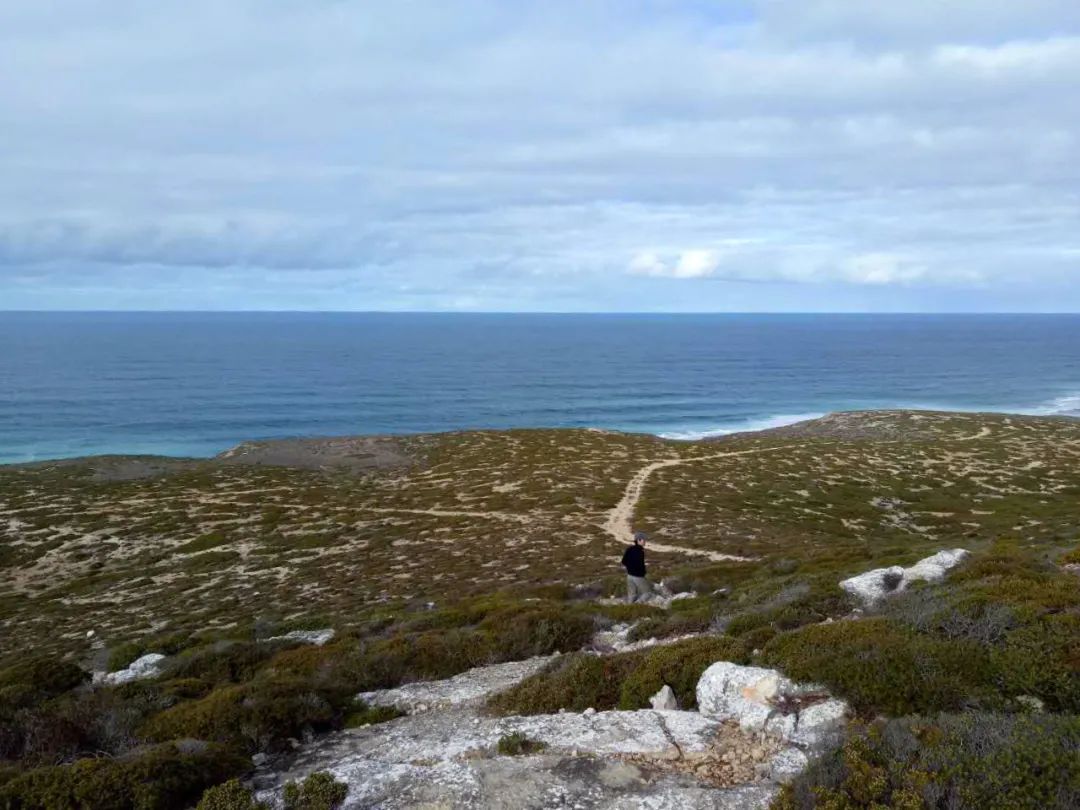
630,249,723,279
0,0,1078,309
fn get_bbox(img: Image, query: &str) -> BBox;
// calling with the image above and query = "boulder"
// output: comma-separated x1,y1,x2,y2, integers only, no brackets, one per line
840,548,969,606
99,653,166,685
696,662,847,749
267,628,336,646
649,684,679,711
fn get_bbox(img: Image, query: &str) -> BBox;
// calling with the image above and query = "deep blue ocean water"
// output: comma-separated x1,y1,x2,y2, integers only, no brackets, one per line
1,312,1079,464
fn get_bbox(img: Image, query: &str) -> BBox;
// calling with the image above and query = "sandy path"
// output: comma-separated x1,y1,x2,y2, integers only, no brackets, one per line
602,446,798,563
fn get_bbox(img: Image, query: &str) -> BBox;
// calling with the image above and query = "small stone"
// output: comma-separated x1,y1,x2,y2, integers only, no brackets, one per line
649,684,679,711
1017,695,1045,712
251,752,269,767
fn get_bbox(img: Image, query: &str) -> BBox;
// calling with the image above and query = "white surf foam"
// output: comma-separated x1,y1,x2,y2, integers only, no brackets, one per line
654,390,1080,442
658,412,827,441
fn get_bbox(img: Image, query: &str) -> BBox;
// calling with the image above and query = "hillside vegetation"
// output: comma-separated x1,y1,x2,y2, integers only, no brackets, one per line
0,410,1078,807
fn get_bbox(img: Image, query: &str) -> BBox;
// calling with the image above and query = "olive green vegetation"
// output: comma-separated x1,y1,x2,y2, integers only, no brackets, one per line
496,732,548,756
2,411,1080,807
282,772,348,810
763,541,1080,716
196,780,268,810
342,701,404,729
0,743,249,810
488,636,748,715
775,714,1080,810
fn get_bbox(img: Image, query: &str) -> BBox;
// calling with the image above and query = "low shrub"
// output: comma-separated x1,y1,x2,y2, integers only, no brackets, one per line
141,678,339,753
488,653,634,716
342,701,403,729
0,742,249,810
496,732,548,756
618,636,748,710
196,779,268,810
0,657,87,710
163,643,283,686
489,636,743,715
282,772,348,810
762,618,997,716
775,713,1080,810
107,632,197,672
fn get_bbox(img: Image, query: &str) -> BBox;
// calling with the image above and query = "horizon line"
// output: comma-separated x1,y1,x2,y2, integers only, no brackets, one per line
3,309,1080,317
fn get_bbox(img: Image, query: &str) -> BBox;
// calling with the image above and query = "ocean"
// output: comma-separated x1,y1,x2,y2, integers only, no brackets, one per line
1,312,1079,464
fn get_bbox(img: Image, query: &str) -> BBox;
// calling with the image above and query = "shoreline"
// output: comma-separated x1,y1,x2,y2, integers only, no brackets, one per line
4,407,1079,471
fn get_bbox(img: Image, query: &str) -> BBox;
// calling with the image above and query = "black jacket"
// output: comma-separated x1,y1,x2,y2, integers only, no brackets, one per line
621,544,646,577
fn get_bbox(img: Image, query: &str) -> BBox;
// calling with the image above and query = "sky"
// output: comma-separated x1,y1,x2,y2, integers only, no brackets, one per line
2,1,1080,312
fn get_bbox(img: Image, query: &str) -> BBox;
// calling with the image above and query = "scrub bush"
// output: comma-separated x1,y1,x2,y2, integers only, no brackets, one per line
762,618,997,716
497,732,548,756
774,713,1080,810
282,772,348,810
488,636,744,715
196,779,268,810
0,742,249,810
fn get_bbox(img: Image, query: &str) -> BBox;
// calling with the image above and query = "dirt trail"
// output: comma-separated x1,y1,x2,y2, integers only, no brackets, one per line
603,446,799,563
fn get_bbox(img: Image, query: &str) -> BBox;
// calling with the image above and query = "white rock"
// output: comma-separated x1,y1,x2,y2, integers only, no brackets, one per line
785,698,849,749
101,653,166,685
768,748,809,783
359,655,556,713
838,565,905,606
583,707,596,716
266,628,336,646
649,684,679,711
1016,695,1045,712
840,548,969,606
904,549,970,584
696,661,847,749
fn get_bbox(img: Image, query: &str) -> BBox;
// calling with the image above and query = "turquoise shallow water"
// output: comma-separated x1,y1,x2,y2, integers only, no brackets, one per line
1,312,1079,463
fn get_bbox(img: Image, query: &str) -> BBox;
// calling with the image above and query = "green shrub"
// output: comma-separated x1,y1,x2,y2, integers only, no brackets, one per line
994,612,1080,712
496,732,548,756
489,636,744,715
0,657,87,709
475,605,596,662
142,678,339,753
342,701,403,729
762,618,997,716
0,742,249,810
108,633,196,672
774,713,1080,810
163,643,281,686
488,653,634,716
196,779,268,810
618,636,748,710
282,772,348,810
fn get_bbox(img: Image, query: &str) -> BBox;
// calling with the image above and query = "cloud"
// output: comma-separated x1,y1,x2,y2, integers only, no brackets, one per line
0,0,1078,310
629,250,723,279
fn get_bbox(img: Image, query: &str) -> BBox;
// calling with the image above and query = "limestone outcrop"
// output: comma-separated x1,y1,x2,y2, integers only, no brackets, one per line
839,548,969,606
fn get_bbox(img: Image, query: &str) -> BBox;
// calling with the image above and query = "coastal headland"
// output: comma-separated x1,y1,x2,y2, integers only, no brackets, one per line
1,409,1078,807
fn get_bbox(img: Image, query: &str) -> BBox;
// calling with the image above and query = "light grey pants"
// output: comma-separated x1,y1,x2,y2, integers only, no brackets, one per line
626,575,652,604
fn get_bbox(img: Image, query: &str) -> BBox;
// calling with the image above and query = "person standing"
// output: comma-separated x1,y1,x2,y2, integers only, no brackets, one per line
621,530,652,603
